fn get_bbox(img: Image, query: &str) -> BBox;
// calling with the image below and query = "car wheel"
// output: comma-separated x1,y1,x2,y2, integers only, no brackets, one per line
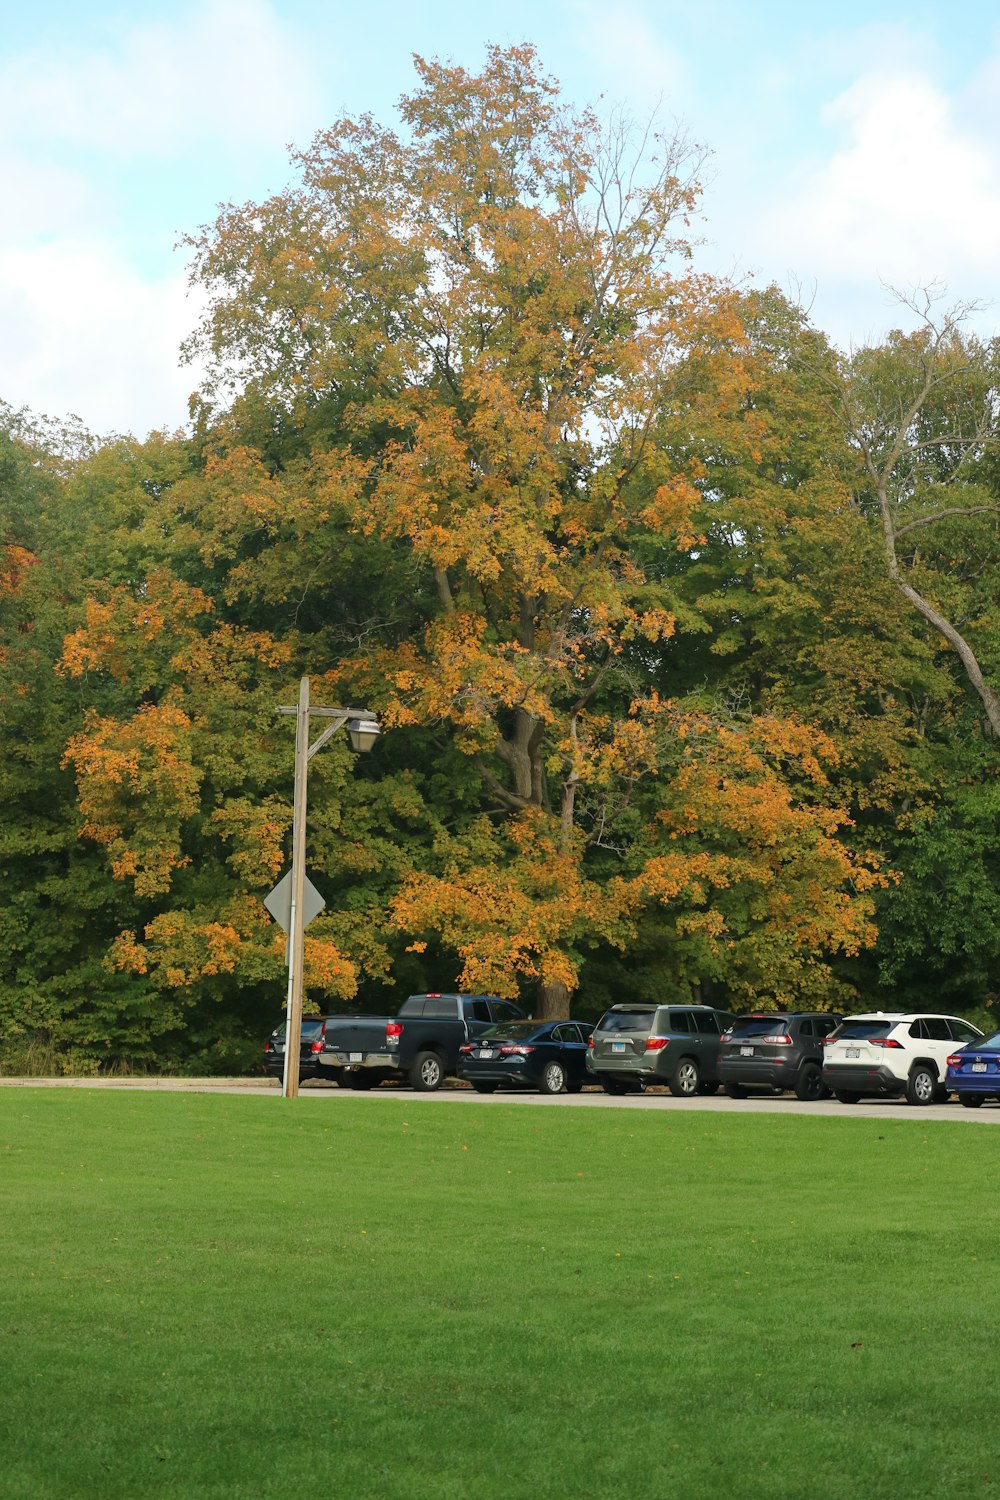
348,1071,375,1090
724,1082,747,1099
834,1090,861,1104
669,1058,700,1097
471,1081,499,1094
600,1077,629,1096
961,1094,985,1108
335,1075,353,1089
411,1050,444,1092
906,1065,936,1106
539,1061,566,1094
795,1062,824,1102
698,1081,720,1096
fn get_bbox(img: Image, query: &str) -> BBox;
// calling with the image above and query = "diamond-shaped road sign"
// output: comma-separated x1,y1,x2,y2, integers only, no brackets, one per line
263,871,326,933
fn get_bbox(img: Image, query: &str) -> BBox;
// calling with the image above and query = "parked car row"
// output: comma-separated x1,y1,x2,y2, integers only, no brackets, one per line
265,1000,1000,1107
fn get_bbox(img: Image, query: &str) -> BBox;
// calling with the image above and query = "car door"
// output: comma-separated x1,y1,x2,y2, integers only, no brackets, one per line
552,1023,588,1085
918,1016,955,1080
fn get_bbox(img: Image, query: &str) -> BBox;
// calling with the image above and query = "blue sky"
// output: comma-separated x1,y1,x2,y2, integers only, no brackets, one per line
4,0,1000,436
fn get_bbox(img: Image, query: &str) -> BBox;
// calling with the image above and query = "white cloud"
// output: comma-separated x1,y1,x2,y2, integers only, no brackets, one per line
0,0,322,158
772,69,1000,283
0,236,206,439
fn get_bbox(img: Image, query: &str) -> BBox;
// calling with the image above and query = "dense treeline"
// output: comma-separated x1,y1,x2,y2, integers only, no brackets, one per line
2,47,998,1072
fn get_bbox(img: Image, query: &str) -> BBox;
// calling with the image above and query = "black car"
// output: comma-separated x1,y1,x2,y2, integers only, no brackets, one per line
718,1012,842,1101
457,1020,594,1094
263,1018,329,1083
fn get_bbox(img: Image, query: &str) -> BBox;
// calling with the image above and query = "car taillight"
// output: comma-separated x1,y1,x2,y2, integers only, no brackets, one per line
310,1040,322,1053
759,1034,792,1046
587,1035,594,1048
459,1044,473,1055
645,1036,670,1051
870,1038,903,1048
946,1054,962,1067
499,1045,534,1055
386,1021,403,1046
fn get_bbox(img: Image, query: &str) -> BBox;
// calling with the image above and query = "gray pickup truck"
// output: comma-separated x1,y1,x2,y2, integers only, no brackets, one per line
315,992,525,1091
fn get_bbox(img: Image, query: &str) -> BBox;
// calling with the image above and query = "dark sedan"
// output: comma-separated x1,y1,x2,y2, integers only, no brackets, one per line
947,1030,1000,1107
457,1020,594,1094
263,1017,328,1083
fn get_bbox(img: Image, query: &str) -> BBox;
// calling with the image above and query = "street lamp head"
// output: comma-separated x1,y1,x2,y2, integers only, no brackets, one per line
346,715,381,753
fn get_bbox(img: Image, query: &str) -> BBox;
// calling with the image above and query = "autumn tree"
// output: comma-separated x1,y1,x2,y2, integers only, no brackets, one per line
176,47,888,1017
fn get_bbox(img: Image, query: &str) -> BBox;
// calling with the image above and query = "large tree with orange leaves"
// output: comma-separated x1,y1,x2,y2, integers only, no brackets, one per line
174,46,886,1016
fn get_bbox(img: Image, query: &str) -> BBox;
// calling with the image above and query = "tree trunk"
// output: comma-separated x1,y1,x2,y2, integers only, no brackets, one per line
536,978,572,1020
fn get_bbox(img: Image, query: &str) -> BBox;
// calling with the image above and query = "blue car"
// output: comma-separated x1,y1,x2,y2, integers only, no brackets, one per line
946,1030,1000,1107
458,1020,594,1094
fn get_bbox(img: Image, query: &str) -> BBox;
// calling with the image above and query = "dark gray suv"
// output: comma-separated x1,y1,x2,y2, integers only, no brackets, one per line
587,1003,736,1096
718,1012,841,1100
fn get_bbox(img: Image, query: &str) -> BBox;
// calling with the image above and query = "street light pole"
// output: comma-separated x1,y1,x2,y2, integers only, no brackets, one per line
282,675,312,1099
276,677,380,1099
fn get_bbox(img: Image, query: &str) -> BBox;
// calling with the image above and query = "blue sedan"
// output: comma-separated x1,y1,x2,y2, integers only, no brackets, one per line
946,1030,1000,1107
458,1020,594,1094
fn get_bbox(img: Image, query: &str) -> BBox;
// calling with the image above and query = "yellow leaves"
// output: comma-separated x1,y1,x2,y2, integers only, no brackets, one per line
59,575,214,683
0,543,38,595
62,702,200,896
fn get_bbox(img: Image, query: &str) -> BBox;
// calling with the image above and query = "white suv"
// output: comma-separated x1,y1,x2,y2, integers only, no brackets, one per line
822,1013,984,1106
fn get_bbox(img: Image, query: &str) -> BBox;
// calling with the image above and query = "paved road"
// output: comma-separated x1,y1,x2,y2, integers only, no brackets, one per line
3,1075,999,1124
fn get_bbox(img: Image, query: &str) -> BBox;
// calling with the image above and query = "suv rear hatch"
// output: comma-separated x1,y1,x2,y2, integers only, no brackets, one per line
591,1008,656,1069
825,1019,895,1066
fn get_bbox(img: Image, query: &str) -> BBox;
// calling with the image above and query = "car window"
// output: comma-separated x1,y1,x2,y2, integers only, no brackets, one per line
693,1011,719,1035
816,1017,839,1037
470,999,492,1022
492,1001,522,1022
480,1021,540,1041
598,1009,655,1033
668,1011,691,1033
420,998,458,1017
836,1020,894,1040
797,1018,814,1037
971,1029,1000,1049
921,1017,951,1041
948,1020,983,1044
731,1017,785,1038
555,1024,583,1044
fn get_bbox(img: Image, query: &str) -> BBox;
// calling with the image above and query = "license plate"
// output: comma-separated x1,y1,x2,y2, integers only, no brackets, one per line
740,1046,754,1057
349,1052,363,1063
612,1042,626,1053
846,1047,860,1058
972,1063,988,1073
478,1049,494,1060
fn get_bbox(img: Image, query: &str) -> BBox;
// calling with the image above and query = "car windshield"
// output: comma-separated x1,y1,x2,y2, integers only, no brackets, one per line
479,1021,542,1041
965,1031,1000,1050
833,1020,893,1040
730,1017,787,1037
271,1020,324,1040
598,1009,654,1033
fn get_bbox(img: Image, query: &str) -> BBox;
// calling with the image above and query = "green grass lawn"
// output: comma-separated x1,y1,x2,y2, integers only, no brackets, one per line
1,1091,998,1500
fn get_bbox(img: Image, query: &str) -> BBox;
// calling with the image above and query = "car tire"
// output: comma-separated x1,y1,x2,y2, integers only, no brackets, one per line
471,1081,499,1094
906,1065,936,1106
724,1082,747,1099
669,1058,700,1097
834,1090,861,1104
961,1094,985,1108
600,1077,629,1096
539,1061,566,1094
698,1081,720,1096
411,1050,444,1092
795,1062,824,1102
335,1075,353,1089
348,1071,376,1090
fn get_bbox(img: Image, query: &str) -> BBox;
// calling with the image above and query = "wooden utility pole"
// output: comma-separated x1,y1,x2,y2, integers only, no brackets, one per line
276,678,380,1099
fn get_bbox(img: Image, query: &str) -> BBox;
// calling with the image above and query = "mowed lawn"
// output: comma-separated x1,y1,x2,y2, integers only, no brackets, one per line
2,1092,998,1500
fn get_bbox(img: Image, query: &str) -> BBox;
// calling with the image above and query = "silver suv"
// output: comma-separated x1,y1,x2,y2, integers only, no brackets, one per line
822,1012,984,1105
587,1003,735,1097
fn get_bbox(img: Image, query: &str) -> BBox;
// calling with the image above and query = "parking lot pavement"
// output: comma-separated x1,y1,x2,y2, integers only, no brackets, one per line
3,1077,999,1122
